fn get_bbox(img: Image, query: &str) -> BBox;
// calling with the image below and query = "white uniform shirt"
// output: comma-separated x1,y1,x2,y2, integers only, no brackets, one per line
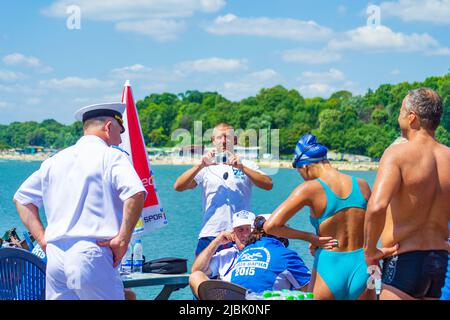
14,135,146,243
209,246,239,281
194,159,263,238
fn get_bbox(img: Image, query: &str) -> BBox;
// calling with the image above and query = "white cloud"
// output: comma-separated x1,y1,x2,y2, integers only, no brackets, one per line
380,0,450,24
43,0,225,40
426,47,450,56
3,53,53,72
39,77,115,89
299,68,346,83
206,14,333,41
282,48,342,64
175,57,248,74
391,69,401,75
141,83,168,92
328,25,439,52
110,64,153,78
0,101,9,108
3,53,40,67
116,19,186,41
42,0,226,20
222,68,280,100
110,64,182,86
0,69,26,82
299,83,335,98
0,84,45,96
100,93,122,102
297,68,357,98
249,69,278,81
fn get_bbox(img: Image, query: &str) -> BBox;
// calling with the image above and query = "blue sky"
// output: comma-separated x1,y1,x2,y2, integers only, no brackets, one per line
0,0,449,124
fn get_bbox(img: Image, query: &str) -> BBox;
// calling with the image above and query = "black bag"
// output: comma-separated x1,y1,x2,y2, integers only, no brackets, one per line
142,257,188,274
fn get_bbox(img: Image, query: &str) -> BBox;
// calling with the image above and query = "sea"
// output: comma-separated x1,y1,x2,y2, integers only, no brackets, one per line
0,160,377,300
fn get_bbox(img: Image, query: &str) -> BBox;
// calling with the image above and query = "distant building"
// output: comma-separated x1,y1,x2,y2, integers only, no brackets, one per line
22,146,44,154
328,151,372,162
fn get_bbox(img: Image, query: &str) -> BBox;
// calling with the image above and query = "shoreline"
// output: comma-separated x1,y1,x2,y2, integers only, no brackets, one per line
0,154,379,171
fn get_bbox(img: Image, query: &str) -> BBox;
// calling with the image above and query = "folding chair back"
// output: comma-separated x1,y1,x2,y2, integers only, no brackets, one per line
0,247,46,300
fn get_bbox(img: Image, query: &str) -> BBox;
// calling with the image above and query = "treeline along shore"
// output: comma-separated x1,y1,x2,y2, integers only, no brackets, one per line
0,73,449,160
0,151,379,171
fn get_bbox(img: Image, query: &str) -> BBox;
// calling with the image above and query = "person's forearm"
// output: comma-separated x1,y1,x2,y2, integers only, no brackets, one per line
192,238,221,273
364,204,387,254
242,166,273,190
14,201,46,247
173,164,203,191
118,192,146,242
265,224,314,243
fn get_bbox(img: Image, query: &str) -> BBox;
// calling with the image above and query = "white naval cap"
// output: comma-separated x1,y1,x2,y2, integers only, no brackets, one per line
74,102,126,133
74,102,125,122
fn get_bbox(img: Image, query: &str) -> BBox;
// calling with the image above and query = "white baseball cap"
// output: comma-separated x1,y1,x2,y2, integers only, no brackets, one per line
232,210,256,228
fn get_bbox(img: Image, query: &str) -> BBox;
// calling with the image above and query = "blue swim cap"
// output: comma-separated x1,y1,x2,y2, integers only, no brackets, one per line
292,134,328,168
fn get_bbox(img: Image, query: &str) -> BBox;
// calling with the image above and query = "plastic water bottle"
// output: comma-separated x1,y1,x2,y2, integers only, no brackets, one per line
121,244,133,274
305,292,314,300
132,239,143,273
245,291,260,300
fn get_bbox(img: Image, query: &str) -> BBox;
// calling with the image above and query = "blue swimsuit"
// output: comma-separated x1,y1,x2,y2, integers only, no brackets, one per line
310,175,369,300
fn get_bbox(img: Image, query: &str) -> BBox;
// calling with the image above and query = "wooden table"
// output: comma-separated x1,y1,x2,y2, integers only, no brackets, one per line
121,272,190,300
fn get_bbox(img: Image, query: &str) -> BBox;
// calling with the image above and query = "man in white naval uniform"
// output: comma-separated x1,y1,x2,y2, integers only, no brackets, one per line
13,102,146,300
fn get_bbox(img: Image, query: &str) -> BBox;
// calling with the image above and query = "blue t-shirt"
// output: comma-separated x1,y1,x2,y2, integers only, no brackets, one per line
230,237,311,293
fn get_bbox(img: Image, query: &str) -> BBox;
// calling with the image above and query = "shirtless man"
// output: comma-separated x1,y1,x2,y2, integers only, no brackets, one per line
364,88,450,300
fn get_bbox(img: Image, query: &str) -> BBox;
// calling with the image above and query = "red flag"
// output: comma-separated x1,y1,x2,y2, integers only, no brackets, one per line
120,80,168,235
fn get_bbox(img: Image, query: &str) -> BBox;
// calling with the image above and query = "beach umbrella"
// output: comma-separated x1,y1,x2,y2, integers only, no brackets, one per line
120,80,168,236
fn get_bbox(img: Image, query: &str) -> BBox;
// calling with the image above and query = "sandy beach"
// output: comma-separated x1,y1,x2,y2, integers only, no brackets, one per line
0,153,50,162
0,153,379,171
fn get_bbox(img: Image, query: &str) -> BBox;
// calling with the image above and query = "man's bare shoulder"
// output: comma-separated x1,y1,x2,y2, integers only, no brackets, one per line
436,141,450,156
380,141,412,164
356,178,371,200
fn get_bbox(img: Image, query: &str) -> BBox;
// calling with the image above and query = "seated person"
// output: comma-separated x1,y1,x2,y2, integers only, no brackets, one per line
230,215,311,293
189,210,255,298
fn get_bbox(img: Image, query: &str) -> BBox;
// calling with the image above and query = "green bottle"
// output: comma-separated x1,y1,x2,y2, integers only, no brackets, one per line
296,293,305,300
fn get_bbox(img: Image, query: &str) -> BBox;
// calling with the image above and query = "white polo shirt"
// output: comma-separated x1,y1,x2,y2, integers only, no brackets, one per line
14,135,146,243
194,159,263,238
209,246,240,281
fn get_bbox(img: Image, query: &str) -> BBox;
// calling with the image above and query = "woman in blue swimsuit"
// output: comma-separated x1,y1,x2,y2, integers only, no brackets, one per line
265,133,380,300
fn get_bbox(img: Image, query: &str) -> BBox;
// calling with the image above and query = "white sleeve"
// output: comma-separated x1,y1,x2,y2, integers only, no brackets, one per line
193,168,205,186
14,167,44,208
108,151,147,201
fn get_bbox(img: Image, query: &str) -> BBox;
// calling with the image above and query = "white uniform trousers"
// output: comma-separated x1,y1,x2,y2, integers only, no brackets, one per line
45,238,124,300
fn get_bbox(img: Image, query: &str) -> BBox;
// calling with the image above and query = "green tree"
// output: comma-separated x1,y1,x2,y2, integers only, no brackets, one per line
436,126,450,145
